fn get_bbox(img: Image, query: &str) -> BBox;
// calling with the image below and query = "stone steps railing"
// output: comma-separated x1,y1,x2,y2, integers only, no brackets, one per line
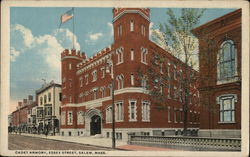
127,134,241,151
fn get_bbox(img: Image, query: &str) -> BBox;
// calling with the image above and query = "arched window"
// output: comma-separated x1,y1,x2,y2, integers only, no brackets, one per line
218,40,236,81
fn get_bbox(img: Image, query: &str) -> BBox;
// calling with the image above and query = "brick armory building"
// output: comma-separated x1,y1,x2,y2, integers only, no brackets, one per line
192,9,241,138
60,8,200,139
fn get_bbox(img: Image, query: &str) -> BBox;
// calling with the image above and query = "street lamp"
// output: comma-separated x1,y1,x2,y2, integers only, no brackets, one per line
106,59,116,149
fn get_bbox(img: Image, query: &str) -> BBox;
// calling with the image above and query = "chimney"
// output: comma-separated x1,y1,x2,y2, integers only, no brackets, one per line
28,95,33,101
18,102,22,106
23,99,27,105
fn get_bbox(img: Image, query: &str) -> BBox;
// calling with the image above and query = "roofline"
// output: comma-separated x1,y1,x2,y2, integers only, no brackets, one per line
36,83,61,95
192,9,241,34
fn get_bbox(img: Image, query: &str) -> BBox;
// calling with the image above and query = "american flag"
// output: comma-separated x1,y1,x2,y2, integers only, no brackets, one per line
61,8,74,24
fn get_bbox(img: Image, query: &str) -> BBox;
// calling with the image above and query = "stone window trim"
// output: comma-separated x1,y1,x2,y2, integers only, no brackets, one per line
67,111,73,125
77,111,85,125
141,100,150,122
106,105,112,124
101,67,105,78
168,106,171,123
85,74,89,85
217,40,238,85
130,20,134,32
141,47,148,64
116,47,124,65
92,70,97,82
79,76,83,87
216,94,237,123
115,101,124,122
61,111,66,125
128,100,137,122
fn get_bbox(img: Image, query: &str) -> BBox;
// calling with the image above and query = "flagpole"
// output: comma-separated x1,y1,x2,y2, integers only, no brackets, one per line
72,7,75,50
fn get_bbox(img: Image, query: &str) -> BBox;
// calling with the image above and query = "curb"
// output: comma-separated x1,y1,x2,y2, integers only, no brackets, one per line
16,134,129,151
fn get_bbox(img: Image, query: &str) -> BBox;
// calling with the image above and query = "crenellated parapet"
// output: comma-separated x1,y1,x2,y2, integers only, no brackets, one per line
76,45,114,72
61,49,87,61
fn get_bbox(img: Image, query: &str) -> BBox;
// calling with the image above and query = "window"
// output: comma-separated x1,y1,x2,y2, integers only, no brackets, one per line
100,87,106,98
92,70,97,82
77,111,84,125
115,102,124,121
61,112,66,125
68,111,73,125
167,62,171,78
141,25,146,36
59,93,62,101
44,95,47,104
116,75,124,90
174,108,177,123
118,24,122,36
69,95,72,103
168,106,171,122
141,47,148,64
160,63,163,74
218,40,237,82
129,100,137,121
131,74,134,86
190,111,193,124
141,77,147,89
93,89,97,100
69,63,72,70
48,93,51,102
130,20,134,32
142,101,150,121
85,74,89,85
40,97,43,105
179,109,183,123
174,86,178,100
167,83,171,99
106,106,112,123
101,67,105,78
131,49,134,60
218,94,236,122
79,77,83,87
173,65,177,80
116,47,124,64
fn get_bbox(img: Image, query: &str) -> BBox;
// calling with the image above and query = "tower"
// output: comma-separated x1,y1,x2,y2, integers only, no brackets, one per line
61,49,86,105
112,8,150,42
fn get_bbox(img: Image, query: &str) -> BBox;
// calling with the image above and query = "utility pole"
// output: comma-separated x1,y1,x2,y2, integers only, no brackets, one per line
106,59,116,148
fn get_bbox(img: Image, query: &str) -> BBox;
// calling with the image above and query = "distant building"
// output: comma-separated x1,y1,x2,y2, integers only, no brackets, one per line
35,81,62,135
60,8,200,139
192,9,241,138
11,95,36,133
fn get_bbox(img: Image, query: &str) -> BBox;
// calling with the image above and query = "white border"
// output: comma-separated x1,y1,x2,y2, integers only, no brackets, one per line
1,0,249,157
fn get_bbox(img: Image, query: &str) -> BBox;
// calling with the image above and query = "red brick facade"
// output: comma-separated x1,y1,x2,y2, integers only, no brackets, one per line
192,9,241,137
11,96,37,132
60,8,200,139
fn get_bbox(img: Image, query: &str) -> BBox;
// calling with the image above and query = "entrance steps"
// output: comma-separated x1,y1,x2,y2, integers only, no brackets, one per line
91,134,103,138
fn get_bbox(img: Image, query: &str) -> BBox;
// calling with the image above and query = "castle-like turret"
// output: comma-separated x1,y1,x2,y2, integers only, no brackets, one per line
61,49,87,105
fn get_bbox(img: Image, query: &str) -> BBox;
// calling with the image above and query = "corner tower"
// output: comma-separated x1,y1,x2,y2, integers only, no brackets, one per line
61,49,86,105
112,8,150,42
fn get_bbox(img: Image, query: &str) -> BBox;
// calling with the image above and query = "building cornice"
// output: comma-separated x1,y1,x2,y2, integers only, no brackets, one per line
61,87,149,108
113,10,150,23
61,56,83,61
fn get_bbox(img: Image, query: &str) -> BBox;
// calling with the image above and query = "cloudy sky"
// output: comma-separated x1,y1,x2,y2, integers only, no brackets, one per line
10,7,236,113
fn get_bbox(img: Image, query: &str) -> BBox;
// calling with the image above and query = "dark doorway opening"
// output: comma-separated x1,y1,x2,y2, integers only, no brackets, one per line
90,115,101,135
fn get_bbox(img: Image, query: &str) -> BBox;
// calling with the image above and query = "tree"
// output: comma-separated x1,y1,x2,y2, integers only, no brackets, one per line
143,8,205,136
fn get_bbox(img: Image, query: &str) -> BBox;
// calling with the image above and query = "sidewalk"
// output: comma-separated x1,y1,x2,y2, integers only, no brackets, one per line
15,133,178,151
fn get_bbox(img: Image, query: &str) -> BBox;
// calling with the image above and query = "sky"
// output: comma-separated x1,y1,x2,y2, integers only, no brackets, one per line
9,7,237,113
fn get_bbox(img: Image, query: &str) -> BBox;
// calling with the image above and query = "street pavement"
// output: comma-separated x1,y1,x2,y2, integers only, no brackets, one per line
9,133,178,151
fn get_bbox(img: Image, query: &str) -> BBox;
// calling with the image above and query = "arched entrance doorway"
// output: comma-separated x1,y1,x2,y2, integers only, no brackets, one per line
90,115,101,135
85,108,102,136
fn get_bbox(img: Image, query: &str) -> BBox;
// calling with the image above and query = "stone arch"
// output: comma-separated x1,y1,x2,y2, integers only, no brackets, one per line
85,108,103,136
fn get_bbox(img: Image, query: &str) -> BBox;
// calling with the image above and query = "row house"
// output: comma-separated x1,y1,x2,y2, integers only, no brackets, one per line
192,9,241,138
35,81,62,135
11,95,37,133
60,8,200,140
